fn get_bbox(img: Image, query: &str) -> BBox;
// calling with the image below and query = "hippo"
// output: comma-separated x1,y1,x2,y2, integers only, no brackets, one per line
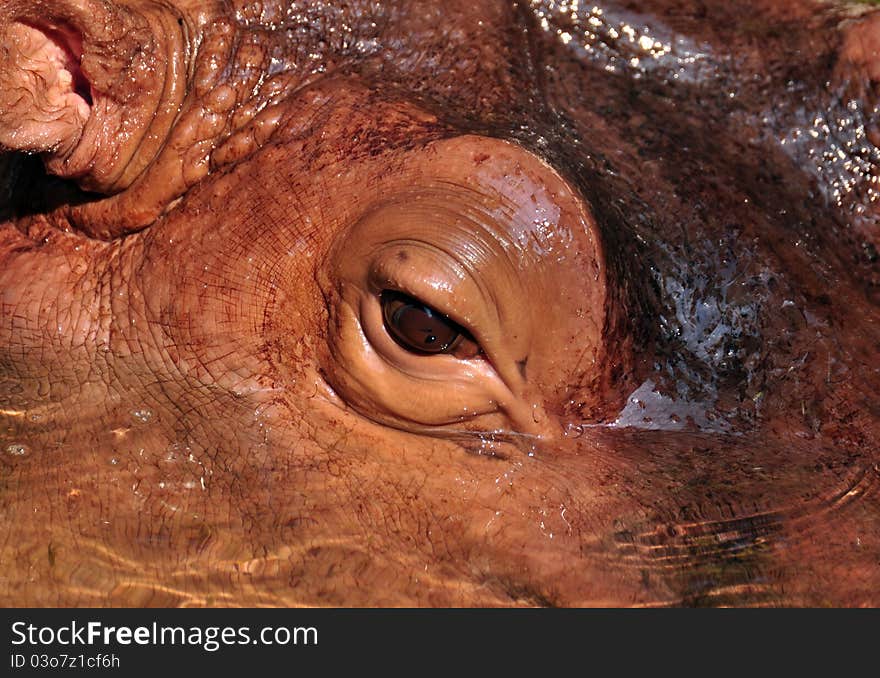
1,0,879,607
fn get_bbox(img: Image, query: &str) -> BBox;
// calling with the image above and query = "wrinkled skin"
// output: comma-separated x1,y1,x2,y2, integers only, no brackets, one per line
1,0,879,607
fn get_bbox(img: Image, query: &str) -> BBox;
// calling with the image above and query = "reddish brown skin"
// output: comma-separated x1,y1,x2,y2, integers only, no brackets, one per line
1,1,879,606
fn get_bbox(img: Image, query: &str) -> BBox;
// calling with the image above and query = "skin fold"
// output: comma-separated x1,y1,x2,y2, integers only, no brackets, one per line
0,0,879,606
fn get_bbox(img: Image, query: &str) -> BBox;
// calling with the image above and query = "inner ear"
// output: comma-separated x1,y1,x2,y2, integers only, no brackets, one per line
28,21,92,103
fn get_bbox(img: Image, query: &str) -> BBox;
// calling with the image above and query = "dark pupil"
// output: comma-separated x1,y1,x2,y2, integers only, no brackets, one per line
381,291,460,354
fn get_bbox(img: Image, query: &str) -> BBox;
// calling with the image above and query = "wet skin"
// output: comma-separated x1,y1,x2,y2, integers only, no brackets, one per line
1,0,879,606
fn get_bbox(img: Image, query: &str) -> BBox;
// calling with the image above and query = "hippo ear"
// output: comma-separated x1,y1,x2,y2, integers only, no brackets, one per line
0,19,90,158
0,0,187,194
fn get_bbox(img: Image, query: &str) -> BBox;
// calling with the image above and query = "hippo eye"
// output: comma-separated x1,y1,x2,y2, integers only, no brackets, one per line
381,290,480,357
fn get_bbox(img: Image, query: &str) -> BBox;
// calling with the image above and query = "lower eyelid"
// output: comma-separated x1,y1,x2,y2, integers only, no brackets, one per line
450,337,483,360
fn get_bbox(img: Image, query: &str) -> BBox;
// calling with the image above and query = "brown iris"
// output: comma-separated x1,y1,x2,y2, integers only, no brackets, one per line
381,290,471,355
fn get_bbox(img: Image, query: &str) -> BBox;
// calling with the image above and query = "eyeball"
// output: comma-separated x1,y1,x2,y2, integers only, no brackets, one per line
380,290,482,358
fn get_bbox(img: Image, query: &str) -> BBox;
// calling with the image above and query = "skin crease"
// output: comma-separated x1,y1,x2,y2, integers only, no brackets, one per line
0,0,879,607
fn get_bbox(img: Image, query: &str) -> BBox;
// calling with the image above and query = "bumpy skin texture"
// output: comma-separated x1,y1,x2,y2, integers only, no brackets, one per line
1,0,879,606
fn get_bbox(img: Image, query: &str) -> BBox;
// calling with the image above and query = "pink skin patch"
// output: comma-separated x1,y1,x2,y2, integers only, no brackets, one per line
0,21,91,156
33,23,92,106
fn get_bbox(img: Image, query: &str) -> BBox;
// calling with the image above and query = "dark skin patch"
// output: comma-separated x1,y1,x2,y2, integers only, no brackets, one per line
516,357,528,379
396,250,408,262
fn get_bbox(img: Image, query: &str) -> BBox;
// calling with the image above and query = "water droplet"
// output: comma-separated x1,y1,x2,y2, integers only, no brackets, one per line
6,443,27,456
130,408,153,424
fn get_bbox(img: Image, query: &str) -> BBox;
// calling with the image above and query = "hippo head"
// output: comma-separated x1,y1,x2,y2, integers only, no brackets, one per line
2,0,879,606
